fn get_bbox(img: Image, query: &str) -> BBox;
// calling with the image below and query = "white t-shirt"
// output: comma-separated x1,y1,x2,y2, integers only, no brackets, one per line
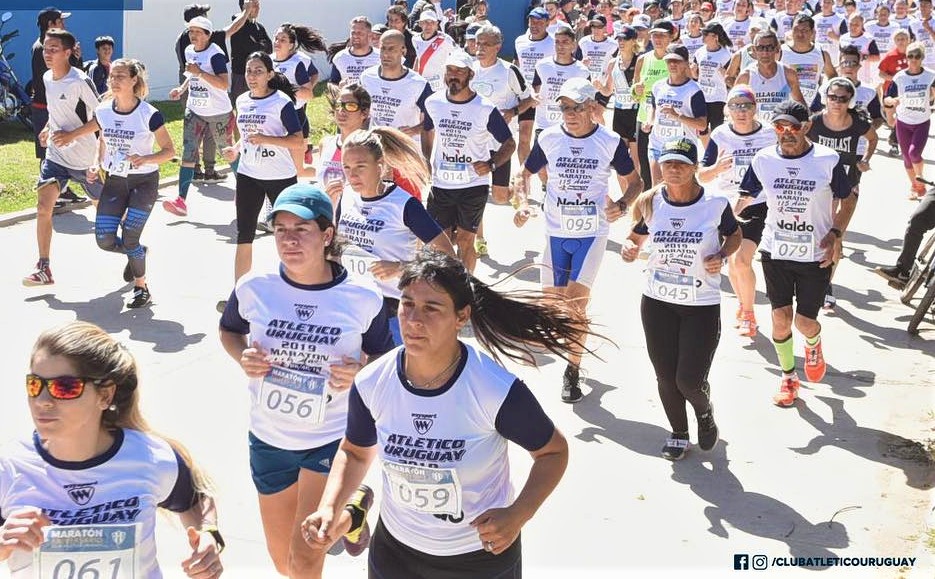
183,43,232,117
578,35,618,81
514,33,556,85
471,58,530,112
413,32,456,91
648,78,706,150
693,46,732,102
273,52,314,109
330,47,381,85
703,123,778,200
533,57,590,130
890,68,935,125
95,99,165,176
780,44,826,106
234,90,302,180
359,66,433,131
43,67,100,170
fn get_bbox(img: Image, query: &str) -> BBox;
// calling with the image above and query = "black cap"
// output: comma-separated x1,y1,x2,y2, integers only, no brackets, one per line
657,137,698,164
771,100,810,125
663,44,690,61
650,19,676,34
38,7,70,30
701,22,725,36
589,15,607,27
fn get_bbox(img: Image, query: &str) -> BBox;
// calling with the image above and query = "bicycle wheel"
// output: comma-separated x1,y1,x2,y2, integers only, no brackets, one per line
908,280,935,334
901,231,935,305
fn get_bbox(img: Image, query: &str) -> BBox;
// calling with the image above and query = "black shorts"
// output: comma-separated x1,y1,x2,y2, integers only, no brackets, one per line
368,518,521,579
427,185,489,233
738,202,768,244
612,108,638,142
760,251,832,320
699,101,725,136
518,106,536,123
489,150,512,188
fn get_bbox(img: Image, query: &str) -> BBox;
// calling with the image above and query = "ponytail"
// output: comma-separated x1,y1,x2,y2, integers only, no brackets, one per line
269,71,297,103
630,182,665,227
344,126,430,192
278,23,328,54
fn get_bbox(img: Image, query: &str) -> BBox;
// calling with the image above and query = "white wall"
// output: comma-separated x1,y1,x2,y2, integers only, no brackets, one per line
123,0,388,100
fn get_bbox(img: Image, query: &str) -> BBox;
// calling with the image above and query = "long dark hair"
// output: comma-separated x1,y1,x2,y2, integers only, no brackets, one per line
277,23,327,53
398,249,603,366
246,51,297,103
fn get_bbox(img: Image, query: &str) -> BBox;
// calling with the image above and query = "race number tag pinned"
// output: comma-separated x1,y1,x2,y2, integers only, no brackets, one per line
261,366,327,425
546,103,562,123
439,161,471,185
649,269,697,303
33,524,139,579
383,461,463,516
773,231,814,261
109,152,130,178
559,205,598,234
342,245,378,278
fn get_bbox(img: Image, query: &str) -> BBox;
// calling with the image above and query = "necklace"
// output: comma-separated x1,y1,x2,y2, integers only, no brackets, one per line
405,352,461,390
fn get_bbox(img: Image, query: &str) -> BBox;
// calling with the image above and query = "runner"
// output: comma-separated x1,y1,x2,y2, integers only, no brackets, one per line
839,13,881,88
470,24,535,257
91,59,176,309
866,5,900,57
23,29,102,287
891,0,916,34
878,29,910,156
724,17,769,85
771,0,806,38
514,8,555,166
814,0,846,65
692,22,733,146
682,13,708,58
622,137,742,459
163,16,235,218
514,77,643,402
330,16,382,87
724,0,754,49
735,30,805,121
413,10,456,91
908,0,935,70
0,321,223,578
699,85,778,337
222,52,304,283
780,14,837,107
533,27,590,139
632,20,675,187
337,127,455,345
386,4,417,69
424,51,515,273
883,41,935,200
738,100,857,406
301,249,582,578
219,183,394,576
578,16,618,80
315,84,370,207
807,77,877,310
645,44,707,185
595,25,641,175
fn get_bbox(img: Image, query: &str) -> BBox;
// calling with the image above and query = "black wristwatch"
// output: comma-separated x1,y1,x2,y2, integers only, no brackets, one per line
203,526,226,553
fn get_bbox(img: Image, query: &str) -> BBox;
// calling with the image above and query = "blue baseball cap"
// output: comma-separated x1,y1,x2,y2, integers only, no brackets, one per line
270,183,334,223
529,7,550,20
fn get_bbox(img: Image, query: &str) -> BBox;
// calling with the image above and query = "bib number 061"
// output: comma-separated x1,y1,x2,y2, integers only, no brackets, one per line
50,557,122,579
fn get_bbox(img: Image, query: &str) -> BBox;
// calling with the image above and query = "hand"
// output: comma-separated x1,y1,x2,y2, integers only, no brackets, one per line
702,252,725,273
631,82,644,98
819,232,842,268
513,206,533,227
641,122,653,133
659,105,679,120
0,507,50,559
181,526,223,579
128,154,147,169
301,509,341,549
185,62,202,77
470,507,525,556
472,161,492,176
86,166,99,183
620,239,640,262
714,152,733,174
370,260,402,281
324,178,345,204
857,159,870,172
501,109,515,124
221,147,239,162
50,130,74,147
245,133,266,146
169,88,182,101
240,341,272,378
38,128,49,147
328,355,364,392
604,198,624,222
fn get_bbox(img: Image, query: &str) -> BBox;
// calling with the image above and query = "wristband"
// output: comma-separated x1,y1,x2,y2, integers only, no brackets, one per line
616,198,628,213
829,227,843,239
488,160,496,172
202,525,225,553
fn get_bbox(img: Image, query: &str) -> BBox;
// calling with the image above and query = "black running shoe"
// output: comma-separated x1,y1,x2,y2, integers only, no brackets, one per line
192,170,206,183
203,169,225,183
662,432,690,461
697,408,719,452
127,286,152,309
561,364,583,403
875,265,909,288
58,187,87,204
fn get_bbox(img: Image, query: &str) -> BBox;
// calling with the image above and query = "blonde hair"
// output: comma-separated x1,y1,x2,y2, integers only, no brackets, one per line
630,183,665,227
31,321,214,500
343,127,430,193
102,58,149,100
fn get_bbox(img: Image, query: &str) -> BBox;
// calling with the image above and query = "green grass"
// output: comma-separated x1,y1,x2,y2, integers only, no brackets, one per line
0,83,335,215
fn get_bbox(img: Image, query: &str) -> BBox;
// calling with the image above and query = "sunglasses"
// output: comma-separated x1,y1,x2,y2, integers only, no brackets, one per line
559,103,588,113
728,102,755,111
827,93,850,103
907,53,923,60
772,122,804,134
26,374,104,400
333,101,362,112
839,59,860,67
755,44,777,52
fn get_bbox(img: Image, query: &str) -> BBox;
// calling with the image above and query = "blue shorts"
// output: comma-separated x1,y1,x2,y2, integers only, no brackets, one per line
38,159,103,200
541,235,608,288
248,432,340,495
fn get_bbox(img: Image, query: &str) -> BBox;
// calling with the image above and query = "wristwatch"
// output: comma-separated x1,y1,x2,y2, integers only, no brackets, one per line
488,160,496,172
202,526,225,553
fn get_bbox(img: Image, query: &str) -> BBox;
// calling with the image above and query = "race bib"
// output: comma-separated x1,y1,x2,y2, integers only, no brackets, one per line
342,245,378,278
260,366,327,425
34,524,139,579
438,161,470,185
108,152,130,178
614,88,634,108
559,204,599,234
383,461,463,516
655,117,682,140
773,230,814,261
649,269,697,304
189,84,209,109
546,104,562,123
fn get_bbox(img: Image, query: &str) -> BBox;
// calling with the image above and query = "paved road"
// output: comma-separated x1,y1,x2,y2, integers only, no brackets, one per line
0,133,932,578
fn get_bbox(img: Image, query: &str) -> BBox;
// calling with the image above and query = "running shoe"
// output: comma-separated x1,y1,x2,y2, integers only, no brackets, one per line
737,310,757,338
874,265,909,289
162,196,188,217
910,182,926,200
696,407,719,452
203,169,225,184
342,485,374,557
192,169,206,184
773,374,800,407
661,432,689,461
23,261,54,286
561,364,583,403
889,144,899,157
58,187,88,205
474,237,489,257
803,339,826,383
822,293,836,311
122,246,147,282
126,286,152,309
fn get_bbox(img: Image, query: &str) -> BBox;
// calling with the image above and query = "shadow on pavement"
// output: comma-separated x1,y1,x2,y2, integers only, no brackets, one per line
51,211,94,236
26,289,206,353
480,251,540,283
165,219,238,243
193,183,235,202
843,231,903,254
671,443,850,565
831,305,933,357
792,396,935,490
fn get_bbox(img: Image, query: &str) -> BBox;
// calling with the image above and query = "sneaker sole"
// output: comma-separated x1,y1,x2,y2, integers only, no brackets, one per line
162,200,188,217
874,269,908,287
22,278,53,287
561,389,583,403
772,395,797,407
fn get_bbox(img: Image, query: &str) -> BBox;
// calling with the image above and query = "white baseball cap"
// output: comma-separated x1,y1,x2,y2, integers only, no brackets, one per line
187,16,214,33
556,77,597,103
419,10,441,22
444,50,474,69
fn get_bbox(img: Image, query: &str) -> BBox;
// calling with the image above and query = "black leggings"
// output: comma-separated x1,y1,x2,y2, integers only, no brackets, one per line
95,171,159,279
235,173,297,244
637,121,651,188
640,295,720,433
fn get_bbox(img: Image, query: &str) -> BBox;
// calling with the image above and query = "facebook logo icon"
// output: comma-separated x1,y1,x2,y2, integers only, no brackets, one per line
734,554,749,570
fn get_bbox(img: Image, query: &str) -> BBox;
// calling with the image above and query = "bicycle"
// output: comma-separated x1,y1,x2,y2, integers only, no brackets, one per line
904,177,935,334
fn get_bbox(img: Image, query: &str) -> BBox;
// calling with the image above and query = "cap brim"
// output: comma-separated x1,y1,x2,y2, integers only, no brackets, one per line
650,27,672,33
657,153,695,164
663,54,686,61
269,204,321,222
771,114,804,125
61,12,72,19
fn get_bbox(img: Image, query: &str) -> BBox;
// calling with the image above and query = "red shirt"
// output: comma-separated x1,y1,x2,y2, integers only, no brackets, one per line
879,48,908,95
